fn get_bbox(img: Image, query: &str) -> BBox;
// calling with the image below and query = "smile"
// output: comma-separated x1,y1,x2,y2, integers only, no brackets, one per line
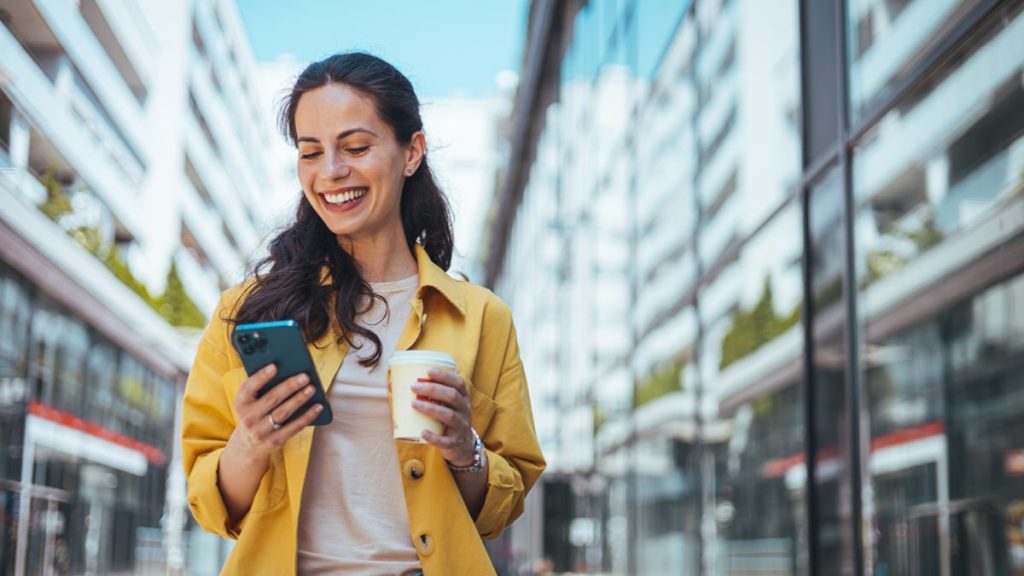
321,188,367,205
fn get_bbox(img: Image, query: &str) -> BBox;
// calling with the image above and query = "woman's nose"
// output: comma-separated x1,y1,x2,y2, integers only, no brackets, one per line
322,152,351,180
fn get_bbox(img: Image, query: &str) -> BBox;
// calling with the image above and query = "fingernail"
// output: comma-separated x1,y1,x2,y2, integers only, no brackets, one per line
411,382,424,392
428,368,440,377
314,404,323,413
299,374,309,384
264,364,276,374
304,386,314,396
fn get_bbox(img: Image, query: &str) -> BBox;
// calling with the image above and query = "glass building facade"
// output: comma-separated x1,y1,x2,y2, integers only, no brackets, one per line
0,262,179,575
486,0,1024,573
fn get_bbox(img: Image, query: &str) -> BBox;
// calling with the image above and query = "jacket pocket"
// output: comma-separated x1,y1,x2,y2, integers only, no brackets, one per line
469,385,498,436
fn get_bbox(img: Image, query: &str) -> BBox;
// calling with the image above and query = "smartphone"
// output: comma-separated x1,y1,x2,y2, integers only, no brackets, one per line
231,320,332,426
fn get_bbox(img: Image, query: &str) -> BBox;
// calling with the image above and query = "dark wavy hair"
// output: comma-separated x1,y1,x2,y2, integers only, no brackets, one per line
229,52,454,366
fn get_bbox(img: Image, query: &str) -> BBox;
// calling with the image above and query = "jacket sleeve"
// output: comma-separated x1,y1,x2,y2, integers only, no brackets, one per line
473,301,546,539
180,289,245,539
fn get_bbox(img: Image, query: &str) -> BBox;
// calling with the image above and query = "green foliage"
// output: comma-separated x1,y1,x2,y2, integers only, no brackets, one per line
635,359,685,408
866,213,945,283
159,261,206,328
720,277,802,370
69,225,104,255
34,168,207,328
104,246,160,309
39,167,73,223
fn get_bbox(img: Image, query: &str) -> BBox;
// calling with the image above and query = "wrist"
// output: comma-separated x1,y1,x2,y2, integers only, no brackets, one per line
448,429,485,473
226,430,271,469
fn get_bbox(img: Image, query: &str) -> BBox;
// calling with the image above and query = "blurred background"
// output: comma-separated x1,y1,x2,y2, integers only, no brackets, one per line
0,0,1022,575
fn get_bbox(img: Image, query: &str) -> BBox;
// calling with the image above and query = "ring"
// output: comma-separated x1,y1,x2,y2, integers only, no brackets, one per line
269,413,282,430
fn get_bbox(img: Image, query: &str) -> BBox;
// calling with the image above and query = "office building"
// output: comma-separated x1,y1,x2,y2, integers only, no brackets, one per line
488,0,1024,573
0,0,278,573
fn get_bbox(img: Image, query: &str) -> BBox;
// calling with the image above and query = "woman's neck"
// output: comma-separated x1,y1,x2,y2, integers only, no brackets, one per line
337,231,417,283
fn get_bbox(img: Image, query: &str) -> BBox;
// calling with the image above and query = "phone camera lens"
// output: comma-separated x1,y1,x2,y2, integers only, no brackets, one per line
239,334,251,344
243,345,254,355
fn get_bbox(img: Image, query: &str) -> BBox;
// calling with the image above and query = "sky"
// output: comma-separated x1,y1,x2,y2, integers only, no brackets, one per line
236,0,530,99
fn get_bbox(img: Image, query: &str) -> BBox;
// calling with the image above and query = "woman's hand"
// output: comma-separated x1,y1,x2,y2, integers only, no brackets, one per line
218,364,323,525
411,368,476,466
228,364,324,460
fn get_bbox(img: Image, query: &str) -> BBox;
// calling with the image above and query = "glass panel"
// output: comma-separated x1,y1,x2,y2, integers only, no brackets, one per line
808,166,857,575
845,0,979,123
854,5,1024,574
635,0,691,78
705,200,805,575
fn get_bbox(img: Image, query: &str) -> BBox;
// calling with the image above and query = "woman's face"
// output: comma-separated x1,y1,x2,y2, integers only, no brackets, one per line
294,83,423,247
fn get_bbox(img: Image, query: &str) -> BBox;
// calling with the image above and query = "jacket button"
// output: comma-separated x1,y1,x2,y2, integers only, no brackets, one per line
415,533,435,556
404,458,425,480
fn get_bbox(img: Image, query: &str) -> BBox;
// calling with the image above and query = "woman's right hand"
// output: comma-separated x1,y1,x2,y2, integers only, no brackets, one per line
228,364,324,460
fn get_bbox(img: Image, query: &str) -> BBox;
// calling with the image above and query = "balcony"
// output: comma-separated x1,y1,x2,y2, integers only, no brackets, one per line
0,12,143,237
28,0,146,152
179,176,243,285
0,143,46,205
78,0,155,99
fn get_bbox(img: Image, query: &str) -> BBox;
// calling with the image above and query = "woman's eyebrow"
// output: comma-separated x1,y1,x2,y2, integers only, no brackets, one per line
297,128,380,144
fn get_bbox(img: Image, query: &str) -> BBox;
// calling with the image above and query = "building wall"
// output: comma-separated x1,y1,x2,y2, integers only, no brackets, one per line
490,0,1024,573
0,0,278,573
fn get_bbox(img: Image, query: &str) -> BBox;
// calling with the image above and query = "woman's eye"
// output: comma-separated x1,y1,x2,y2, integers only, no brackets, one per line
299,151,321,160
347,146,370,155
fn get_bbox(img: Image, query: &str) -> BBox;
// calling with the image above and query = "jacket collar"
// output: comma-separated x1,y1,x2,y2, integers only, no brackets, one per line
413,243,466,316
316,243,466,316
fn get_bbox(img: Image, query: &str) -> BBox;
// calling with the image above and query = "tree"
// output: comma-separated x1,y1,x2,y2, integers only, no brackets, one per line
104,245,160,309
159,261,206,328
720,276,801,370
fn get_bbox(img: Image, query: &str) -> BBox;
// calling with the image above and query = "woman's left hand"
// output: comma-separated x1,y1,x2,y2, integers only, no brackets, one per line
411,368,476,467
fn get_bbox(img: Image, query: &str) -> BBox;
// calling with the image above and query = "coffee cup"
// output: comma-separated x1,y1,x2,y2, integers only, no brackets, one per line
388,350,457,442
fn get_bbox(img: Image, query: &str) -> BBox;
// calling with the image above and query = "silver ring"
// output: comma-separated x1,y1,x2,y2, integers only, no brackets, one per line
269,413,282,430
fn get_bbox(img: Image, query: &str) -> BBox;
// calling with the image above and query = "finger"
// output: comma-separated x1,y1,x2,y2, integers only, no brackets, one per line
276,402,324,439
269,384,317,424
427,368,468,397
411,381,462,406
412,399,464,427
257,373,310,413
421,430,462,448
239,364,277,401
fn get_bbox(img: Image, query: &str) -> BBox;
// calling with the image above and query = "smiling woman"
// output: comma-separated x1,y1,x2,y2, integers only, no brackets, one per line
180,52,544,576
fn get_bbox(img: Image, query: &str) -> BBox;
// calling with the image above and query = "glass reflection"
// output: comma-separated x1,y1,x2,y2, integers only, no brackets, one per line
845,0,979,122
707,201,806,575
0,263,177,575
854,4,1024,574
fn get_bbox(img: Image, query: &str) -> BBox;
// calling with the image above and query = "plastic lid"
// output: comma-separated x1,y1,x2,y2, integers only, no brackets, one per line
389,350,456,368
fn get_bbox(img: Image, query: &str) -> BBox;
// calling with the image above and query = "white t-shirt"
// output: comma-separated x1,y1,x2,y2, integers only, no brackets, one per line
296,274,422,576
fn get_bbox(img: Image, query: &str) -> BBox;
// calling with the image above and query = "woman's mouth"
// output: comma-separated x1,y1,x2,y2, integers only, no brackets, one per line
322,188,367,206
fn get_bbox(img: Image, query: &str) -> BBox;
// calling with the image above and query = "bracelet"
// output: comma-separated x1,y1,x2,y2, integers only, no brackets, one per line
448,429,485,473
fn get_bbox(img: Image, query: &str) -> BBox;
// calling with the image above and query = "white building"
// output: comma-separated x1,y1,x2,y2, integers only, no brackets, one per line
0,0,279,573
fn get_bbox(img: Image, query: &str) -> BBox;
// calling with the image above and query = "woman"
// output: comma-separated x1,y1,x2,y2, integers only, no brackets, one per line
181,52,545,575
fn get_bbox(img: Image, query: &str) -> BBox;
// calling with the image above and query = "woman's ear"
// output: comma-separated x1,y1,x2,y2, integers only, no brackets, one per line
405,131,426,176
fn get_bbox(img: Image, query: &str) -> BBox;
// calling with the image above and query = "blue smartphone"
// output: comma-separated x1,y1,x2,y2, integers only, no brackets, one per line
231,320,332,426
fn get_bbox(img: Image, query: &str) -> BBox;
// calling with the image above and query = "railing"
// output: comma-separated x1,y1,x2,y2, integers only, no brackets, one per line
0,143,49,205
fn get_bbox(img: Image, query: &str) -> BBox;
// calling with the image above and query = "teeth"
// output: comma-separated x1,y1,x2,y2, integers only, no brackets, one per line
323,188,367,205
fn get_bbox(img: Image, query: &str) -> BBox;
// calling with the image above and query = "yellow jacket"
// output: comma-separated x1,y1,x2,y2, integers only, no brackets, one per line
181,245,545,575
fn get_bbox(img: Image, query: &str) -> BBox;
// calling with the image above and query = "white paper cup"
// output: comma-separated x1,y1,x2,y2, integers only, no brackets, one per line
388,350,457,442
